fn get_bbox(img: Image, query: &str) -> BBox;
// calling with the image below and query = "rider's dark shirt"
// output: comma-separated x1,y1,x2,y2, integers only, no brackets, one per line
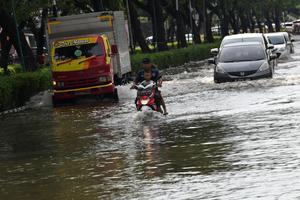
135,66,161,84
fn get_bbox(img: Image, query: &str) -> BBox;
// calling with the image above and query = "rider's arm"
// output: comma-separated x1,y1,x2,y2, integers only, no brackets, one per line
131,71,141,89
155,71,163,87
157,76,163,87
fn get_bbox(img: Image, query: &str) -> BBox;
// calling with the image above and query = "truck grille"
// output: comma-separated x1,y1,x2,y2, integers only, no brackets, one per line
64,77,100,89
228,70,257,77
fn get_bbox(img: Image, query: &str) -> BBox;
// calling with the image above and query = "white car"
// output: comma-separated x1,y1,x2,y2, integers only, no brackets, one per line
211,33,274,55
146,36,153,44
282,22,294,33
265,32,292,59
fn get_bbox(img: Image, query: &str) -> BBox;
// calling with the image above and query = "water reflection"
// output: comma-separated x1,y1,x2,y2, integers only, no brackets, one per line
132,118,236,181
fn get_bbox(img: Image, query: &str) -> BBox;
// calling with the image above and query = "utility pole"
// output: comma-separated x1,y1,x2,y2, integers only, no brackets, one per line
12,0,25,71
125,0,135,53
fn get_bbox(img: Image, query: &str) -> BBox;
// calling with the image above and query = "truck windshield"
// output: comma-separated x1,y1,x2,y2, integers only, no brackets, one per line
54,43,103,61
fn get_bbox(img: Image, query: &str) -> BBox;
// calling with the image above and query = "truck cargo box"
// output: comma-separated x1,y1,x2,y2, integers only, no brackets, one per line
47,11,131,78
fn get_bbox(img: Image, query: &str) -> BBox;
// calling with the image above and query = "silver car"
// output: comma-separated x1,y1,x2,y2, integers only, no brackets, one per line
209,42,278,83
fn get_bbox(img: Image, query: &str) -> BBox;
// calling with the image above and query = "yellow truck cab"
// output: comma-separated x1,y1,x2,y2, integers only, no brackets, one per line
46,11,131,102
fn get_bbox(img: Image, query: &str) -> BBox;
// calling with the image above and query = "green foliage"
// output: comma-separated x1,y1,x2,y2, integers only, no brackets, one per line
0,64,24,75
131,42,220,72
0,69,51,111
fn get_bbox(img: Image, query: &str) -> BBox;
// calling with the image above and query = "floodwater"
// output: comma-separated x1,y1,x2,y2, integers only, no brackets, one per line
1,40,300,200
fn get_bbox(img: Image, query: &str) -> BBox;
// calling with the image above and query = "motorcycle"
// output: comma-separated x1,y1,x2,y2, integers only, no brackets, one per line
134,81,161,113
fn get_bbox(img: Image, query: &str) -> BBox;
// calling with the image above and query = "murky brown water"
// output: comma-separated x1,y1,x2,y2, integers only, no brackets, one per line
1,39,300,200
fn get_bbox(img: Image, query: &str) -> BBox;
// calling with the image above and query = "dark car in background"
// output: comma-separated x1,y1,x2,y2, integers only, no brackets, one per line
209,42,278,83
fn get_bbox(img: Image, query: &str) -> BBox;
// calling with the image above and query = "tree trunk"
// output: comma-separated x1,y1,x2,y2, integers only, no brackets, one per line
239,11,248,33
0,31,12,75
205,11,214,43
175,10,187,48
219,1,229,37
0,8,37,71
91,0,104,12
220,17,229,37
256,16,263,33
192,20,201,44
36,8,48,63
265,12,274,33
126,0,150,53
274,8,281,32
248,11,256,33
229,12,240,34
152,0,168,51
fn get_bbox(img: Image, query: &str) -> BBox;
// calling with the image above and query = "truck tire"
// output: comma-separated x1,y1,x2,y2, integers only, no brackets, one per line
107,88,119,102
114,75,122,86
52,96,59,107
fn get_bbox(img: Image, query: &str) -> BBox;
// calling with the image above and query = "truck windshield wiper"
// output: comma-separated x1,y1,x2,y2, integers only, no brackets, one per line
56,59,73,66
78,55,97,64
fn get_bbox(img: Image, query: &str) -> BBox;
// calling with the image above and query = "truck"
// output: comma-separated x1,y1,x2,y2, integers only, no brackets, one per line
46,11,131,102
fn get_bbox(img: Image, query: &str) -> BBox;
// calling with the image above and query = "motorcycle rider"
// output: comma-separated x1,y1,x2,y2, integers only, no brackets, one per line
131,58,168,115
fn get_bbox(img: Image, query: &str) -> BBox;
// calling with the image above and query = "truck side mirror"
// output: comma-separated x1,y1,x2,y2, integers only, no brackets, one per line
111,44,118,55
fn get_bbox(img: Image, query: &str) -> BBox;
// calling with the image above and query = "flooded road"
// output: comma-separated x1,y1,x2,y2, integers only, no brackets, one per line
2,40,300,200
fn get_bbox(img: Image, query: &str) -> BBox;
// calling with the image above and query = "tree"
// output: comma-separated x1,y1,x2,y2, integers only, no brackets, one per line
0,1,38,72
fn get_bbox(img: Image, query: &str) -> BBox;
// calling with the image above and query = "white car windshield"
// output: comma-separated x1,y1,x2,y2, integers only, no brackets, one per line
222,37,263,47
268,36,285,45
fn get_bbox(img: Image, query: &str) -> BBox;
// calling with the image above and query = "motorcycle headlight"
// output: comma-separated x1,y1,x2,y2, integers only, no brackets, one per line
141,99,149,105
259,62,270,72
216,66,226,73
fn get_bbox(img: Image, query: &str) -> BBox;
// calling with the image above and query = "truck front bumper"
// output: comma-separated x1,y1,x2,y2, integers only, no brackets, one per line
53,83,114,100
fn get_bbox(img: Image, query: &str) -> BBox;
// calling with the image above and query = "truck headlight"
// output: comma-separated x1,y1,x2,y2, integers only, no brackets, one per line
57,82,64,87
259,62,269,72
99,76,107,82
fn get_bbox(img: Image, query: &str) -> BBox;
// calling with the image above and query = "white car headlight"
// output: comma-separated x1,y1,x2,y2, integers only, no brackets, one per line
279,47,285,51
259,62,270,72
216,66,226,73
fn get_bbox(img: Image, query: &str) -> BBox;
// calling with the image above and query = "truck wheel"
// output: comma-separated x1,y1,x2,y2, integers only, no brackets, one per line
114,75,122,86
52,96,59,107
108,88,119,102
